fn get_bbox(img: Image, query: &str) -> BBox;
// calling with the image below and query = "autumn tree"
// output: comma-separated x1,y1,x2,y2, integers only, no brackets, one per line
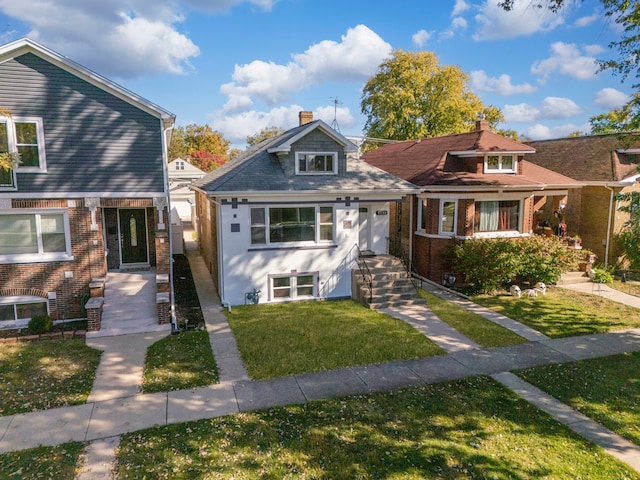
168,123,232,172
247,126,284,147
361,50,503,143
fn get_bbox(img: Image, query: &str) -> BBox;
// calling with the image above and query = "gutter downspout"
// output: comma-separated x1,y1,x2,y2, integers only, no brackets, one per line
604,185,614,267
409,195,414,274
162,122,178,332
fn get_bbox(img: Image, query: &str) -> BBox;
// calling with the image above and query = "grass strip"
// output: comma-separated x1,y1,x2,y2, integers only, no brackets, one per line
419,289,527,347
142,330,218,393
0,339,101,416
0,442,83,480
226,299,443,379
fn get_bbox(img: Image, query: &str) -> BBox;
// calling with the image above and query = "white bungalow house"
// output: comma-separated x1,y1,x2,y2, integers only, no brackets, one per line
191,112,420,306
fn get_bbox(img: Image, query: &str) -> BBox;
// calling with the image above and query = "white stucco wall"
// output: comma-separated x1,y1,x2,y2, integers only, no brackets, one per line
217,200,391,305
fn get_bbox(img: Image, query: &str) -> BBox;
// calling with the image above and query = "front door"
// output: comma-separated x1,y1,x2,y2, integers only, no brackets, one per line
359,205,371,251
119,208,148,265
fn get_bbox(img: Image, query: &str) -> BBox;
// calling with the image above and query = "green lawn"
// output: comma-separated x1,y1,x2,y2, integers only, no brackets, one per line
0,442,83,480
517,351,640,447
115,376,639,479
142,330,218,393
225,299,443,379
419,290,527,347
612,279,640,298
0,339,101,416
472,287,640,338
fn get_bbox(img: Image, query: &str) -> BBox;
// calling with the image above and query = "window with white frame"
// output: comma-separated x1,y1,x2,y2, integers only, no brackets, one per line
474,200,520,232
484,154,516,173
271,273,317,300
0,211,71,261
0,116,46,172
440,200,457,235
175,160,185,170
0,296,48,322
250,206,334,245
296,152,337,174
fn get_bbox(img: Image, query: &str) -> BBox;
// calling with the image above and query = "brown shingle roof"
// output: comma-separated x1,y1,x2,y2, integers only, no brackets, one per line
525,134,640,182
362,130,578,188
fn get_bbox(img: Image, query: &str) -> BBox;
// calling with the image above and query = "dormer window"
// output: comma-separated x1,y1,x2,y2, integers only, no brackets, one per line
485,154,516,173
296,152,337,175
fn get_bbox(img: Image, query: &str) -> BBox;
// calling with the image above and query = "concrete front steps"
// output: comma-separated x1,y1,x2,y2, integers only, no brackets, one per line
352,254,426,309
87,269,171,338
557,270,591,285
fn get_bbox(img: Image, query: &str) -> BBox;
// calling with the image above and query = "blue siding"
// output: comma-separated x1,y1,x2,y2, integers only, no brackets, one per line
0,53,165,193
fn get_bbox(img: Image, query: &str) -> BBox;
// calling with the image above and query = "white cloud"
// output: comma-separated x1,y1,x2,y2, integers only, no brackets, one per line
473,0,567,41
452,0,470,16
521,122,590,140
451,17,468,30
0,0,275,78
574,11,599,27
503,96,581,123
221,25,391,106
211,104,355,144
470,70,537,95
593,88,631,109
412,29,432,47
531,42,599,82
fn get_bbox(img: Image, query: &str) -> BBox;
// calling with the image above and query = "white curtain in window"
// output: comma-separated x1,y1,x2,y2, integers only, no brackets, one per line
479,201,499,231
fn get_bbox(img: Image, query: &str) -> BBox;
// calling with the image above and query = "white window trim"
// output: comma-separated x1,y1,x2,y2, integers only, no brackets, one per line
484,154,516,174
295,151,338,175
0,209,73,264
439,199,458,236
417,199,427,232
268,272,318,302
1,116,47,173
250,205,335,246
0,295,49,328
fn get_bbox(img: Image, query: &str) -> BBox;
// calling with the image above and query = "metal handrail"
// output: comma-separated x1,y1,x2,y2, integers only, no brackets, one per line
354,243,373,304
388,238,420,294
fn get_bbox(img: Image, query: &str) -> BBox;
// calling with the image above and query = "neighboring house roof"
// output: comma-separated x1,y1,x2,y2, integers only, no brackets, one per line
525,134,640,184
362,127,579,189
192,119,420,196
168,158,206,181
0,38,175,127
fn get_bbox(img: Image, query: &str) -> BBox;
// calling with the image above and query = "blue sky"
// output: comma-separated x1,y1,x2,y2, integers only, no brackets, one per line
0,0,632,147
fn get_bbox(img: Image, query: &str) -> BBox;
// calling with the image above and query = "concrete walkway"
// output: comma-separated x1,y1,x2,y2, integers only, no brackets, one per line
2,250,640,475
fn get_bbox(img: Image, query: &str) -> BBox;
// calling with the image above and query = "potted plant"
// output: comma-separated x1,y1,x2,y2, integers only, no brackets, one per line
584,250,597,264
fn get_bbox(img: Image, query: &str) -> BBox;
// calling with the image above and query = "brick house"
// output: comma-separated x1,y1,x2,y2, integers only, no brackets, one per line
0,38,175,331
363,120,581,283
192,112,420,306
526,134,640,265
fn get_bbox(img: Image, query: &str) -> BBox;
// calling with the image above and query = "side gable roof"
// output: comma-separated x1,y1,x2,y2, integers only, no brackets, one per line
360,129,576,189
192,121,419,195
0,38,175,127
525,134,640,183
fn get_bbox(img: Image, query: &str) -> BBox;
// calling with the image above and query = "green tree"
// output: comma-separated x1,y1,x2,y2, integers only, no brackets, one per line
168,125,188,161
247,126,284,147
360,50,503,142
500,1,640,134
614,191,640,271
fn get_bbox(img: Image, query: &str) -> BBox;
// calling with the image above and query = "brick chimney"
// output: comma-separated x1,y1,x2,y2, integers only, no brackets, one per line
299,111,313,126
475,119,490,131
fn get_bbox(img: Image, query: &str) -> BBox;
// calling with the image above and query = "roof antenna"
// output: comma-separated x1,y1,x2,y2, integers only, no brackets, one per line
330,97,341,132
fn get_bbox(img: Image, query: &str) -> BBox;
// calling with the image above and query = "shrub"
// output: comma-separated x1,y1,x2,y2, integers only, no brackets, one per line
27,314,53,335
448,236,582,294
592,267,614,284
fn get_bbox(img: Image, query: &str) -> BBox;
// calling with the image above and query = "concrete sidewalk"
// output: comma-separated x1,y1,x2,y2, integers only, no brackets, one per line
558,281,640,308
